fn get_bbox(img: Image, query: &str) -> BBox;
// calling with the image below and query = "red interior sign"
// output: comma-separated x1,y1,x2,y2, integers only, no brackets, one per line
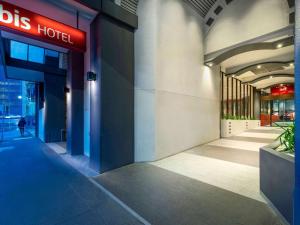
271,85,294,96
0,1,86,52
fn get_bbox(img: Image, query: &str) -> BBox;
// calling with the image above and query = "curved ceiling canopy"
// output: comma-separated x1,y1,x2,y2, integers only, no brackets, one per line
205,36,294,66
226,61,294,77
254,77,294,89
260,82,294,90
243,74,294,85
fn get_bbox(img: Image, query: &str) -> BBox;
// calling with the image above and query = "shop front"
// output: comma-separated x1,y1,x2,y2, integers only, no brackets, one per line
260,84,295,126
0,0,137,174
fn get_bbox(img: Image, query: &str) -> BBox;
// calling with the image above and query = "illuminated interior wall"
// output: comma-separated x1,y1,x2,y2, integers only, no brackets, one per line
135,0,221,161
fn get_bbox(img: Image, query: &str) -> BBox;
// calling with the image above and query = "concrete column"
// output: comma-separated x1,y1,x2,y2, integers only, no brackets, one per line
294,1,300,223
66,51,84,155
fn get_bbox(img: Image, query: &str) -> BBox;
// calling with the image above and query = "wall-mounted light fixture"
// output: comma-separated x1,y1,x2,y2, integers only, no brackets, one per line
64,87,70,93
276,43,283,49
87,71,97,81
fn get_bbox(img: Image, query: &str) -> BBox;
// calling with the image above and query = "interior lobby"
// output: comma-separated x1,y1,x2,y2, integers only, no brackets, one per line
0,0,299,225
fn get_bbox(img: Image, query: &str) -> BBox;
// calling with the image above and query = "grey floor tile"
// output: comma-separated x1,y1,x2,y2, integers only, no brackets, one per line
94,164,283,225
225,136,275,143
186,145,259,167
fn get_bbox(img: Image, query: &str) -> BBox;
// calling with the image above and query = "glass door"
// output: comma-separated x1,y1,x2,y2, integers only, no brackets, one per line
271,99,294,126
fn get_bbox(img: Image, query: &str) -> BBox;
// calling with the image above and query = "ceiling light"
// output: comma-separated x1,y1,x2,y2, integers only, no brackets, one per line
276,43,283,48
207,62,213,67
257,65,262,69
270,76,273,79
232,75,235,78
289,63,294,67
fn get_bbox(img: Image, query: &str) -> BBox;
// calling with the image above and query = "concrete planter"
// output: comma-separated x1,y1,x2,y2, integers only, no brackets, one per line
221,120,260,137
260,146,294,224
247,120,261,129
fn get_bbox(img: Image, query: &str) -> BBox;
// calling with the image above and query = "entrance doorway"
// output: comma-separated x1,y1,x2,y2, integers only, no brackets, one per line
0,36,68,144
272,99,295,123
261,99,295,126
0,79,36,141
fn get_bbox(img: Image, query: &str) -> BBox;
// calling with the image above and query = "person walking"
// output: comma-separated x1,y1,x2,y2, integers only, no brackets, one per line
18,117,26,136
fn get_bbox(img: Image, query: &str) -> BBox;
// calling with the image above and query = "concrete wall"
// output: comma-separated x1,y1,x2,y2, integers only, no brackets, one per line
135,0,221,161
205,0,290,54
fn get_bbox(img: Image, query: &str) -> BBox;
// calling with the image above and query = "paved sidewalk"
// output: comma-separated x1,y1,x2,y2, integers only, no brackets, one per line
0,138,143,225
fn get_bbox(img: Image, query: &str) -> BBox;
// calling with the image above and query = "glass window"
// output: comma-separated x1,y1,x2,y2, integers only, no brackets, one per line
10,41,28,60
285,100,295,121
28,45,44,63
45,49,59,58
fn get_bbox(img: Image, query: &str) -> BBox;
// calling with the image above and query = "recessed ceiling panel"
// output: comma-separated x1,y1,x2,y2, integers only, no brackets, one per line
187,0,218,17
120,0,138,14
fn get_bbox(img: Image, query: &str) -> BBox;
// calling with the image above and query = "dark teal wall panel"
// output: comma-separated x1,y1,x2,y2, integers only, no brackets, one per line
90,14,134,173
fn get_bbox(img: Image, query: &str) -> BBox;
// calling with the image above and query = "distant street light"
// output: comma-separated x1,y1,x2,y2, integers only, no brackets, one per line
18,95,22,99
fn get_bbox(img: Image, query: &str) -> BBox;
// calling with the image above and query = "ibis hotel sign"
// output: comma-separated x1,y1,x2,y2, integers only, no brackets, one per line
0,1,86,52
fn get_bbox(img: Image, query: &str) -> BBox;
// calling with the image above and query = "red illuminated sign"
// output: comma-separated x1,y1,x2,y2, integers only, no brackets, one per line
0,1,86,52
271,85,294,96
